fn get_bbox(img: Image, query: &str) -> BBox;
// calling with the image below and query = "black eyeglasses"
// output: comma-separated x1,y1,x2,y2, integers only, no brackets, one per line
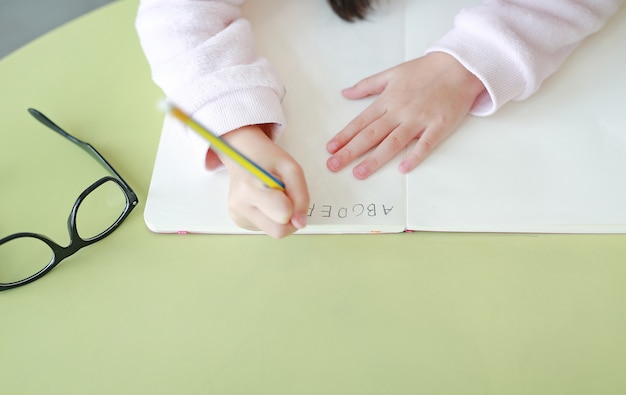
0,109,138,291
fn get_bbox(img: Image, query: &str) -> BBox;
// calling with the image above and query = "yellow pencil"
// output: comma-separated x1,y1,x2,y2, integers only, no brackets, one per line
163,101,285,191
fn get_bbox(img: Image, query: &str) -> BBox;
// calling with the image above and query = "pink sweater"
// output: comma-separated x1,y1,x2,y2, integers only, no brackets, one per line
136,0,622,158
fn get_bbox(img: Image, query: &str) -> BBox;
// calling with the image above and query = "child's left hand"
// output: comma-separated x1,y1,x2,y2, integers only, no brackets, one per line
326,52,485,179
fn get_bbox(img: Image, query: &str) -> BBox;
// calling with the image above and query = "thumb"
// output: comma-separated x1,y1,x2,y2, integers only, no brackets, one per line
204,149,223,170
342,69,390,100
280,164,309,230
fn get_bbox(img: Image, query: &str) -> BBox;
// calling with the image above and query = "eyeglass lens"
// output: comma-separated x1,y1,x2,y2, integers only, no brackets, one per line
0,178,129,285
0,237,53,284
75,179,129,240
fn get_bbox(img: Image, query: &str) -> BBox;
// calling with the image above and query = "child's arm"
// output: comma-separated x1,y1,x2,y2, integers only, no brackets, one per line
327,0,623,178
137,0,309,237
136,0,286,159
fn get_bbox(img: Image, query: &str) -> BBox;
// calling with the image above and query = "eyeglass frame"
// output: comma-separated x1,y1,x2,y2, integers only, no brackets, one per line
0,108,138,291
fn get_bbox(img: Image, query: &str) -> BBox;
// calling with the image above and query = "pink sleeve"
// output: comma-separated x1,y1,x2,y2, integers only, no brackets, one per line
136,0,286,164
426,0,623,116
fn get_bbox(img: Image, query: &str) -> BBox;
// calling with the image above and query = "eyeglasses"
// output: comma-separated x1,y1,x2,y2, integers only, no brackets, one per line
0,109,138,291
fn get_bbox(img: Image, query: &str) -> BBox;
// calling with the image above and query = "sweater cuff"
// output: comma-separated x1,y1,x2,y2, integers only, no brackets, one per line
181,86,286,170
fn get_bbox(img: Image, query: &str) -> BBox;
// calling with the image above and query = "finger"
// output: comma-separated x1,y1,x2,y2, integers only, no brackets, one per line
231,207,297,239
327,71,392,155
341,69,390,100
352,124,421,179
277,161,310,229
229,174,294,224
228,182,297,238
398,125,450,174
327,115,397,173
326,104,384,155
204,149,223,170
254,186,294,225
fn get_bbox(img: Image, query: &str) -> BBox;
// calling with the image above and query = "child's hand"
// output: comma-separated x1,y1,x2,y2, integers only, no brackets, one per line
326,52,485,179
214,125,309,238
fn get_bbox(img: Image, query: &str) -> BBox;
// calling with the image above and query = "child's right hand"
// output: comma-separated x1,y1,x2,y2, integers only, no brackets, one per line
212,125,309,238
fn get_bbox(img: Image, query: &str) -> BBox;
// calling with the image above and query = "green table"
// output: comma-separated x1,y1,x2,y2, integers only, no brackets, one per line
1,1,625,394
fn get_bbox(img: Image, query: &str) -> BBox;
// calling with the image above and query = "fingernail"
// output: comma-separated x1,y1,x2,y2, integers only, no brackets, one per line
327,141,339,153
399,161,411,173
292,214,307,229
354,165,368,178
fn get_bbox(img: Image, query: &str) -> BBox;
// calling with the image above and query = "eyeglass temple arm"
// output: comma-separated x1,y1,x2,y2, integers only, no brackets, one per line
27,108,133,190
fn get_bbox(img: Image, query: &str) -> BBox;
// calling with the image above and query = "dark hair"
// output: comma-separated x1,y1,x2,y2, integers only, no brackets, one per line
327,0,375,22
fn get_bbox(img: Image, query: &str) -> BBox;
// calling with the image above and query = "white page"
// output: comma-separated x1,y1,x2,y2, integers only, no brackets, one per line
145,0,407,234
405,1,626,233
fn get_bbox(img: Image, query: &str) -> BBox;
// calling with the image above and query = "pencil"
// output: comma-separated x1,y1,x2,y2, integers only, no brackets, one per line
162,101,285,191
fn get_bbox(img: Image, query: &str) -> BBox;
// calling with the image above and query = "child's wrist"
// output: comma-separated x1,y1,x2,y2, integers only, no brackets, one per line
428,52,485,99
219,125,269,171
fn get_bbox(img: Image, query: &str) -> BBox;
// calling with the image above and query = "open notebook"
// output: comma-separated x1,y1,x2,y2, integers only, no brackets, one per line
144,0,626,234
